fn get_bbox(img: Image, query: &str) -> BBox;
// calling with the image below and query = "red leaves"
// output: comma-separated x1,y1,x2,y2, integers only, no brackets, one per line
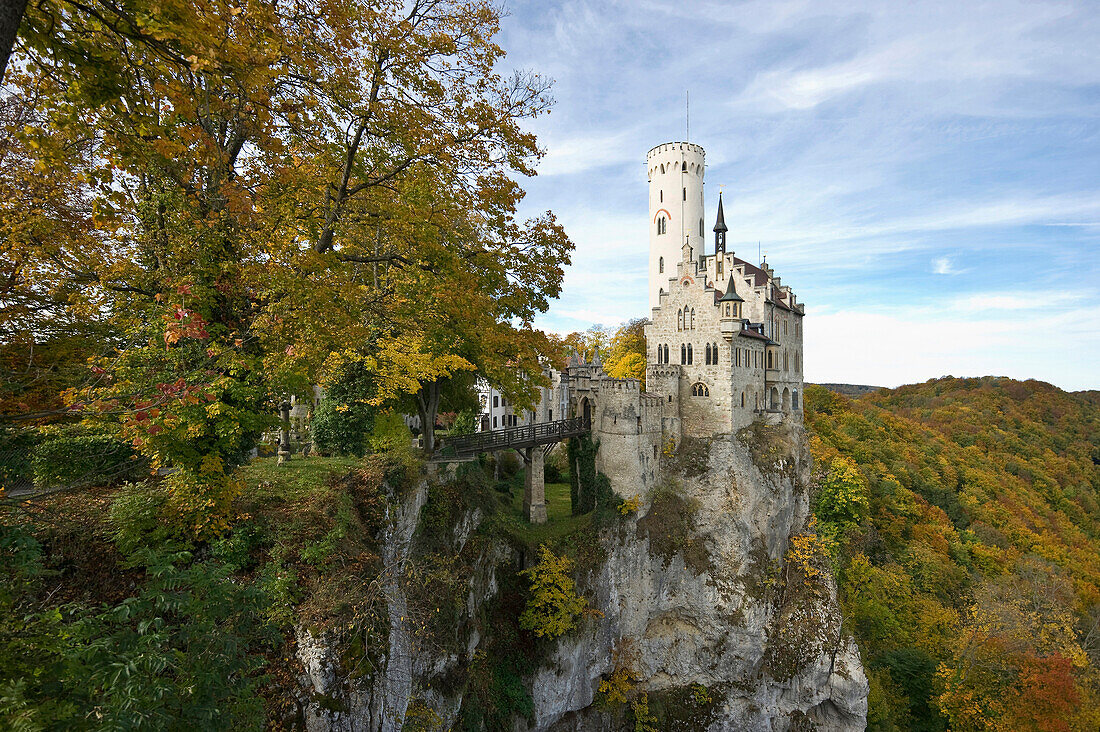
163,307,209,346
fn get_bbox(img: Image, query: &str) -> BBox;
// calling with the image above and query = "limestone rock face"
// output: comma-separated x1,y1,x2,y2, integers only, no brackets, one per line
529,424,867,731
291,423,867,731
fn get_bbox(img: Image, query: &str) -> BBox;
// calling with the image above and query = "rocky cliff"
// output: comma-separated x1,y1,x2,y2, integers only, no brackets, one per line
291,423,868,731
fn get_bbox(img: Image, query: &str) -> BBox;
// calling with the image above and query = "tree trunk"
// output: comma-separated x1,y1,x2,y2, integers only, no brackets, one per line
0,0,28,85
416,380,442,455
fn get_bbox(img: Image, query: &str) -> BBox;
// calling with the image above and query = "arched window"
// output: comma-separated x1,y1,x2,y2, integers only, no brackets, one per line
657,217,667,235
690,308,695,329
705,343,712,365
681,344,686,364
691,383,709,397
687,343,693,364
784,351,789,371
660,164,665,174
659,256,664,273
793,390,800,410
664,344,670,364
682,161,687,172
677,308,683,331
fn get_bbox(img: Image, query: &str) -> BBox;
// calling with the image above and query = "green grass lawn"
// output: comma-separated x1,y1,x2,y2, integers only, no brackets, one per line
237,455,364,502
496,474,592,547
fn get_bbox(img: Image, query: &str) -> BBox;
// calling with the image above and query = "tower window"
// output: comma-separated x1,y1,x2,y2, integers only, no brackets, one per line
683,187,687,201
659,256,664,273
682,161,687,172
660,190,663,202
657,217,667,235
699,218,704,237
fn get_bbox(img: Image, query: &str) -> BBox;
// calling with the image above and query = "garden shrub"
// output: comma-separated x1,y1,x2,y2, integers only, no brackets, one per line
31,433,147,489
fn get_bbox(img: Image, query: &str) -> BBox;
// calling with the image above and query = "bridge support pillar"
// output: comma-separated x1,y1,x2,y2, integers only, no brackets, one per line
523,447,547,524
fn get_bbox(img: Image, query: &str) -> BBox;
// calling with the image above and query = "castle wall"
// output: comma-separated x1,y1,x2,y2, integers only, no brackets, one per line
587,379,664,498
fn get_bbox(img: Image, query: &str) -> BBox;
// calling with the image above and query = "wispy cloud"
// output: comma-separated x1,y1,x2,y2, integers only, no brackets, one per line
933,257,959,275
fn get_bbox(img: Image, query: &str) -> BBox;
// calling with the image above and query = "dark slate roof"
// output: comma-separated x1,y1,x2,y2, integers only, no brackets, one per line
738,329,769,341
719,274,743,302
713,192,728,233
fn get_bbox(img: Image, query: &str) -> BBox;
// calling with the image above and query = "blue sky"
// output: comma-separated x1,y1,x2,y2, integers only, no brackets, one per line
498,0,1100,391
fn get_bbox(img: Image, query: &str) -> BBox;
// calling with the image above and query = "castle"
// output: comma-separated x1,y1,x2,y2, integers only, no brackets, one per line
483,141,806,515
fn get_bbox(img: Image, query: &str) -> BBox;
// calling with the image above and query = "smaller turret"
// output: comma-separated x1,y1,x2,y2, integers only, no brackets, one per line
718,274,744,340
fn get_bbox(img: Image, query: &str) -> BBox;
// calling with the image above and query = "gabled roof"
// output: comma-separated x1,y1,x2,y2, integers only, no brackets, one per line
738,328,769,341
732,256,769,287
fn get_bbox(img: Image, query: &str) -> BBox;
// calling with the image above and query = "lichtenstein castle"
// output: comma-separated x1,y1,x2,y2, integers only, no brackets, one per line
474,141,805,503
643,141,805,436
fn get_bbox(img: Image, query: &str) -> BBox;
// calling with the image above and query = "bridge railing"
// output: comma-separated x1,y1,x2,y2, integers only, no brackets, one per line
438,416,590,457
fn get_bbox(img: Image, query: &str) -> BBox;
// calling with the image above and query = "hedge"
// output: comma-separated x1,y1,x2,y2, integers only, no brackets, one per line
31,434,148,489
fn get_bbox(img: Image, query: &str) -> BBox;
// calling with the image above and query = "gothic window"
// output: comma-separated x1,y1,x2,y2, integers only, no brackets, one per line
682,161,687,172
659,256,664,273
690,308,695,329
687,344,693,364
660,164,665,174
793,390,800,410
681,344,686,364
795,351,800,373
657,217,667,235
704,343,711,365
691,383,709,397
677,308,683,331
714,343,719,362
767,351,773,369
784,351,789,371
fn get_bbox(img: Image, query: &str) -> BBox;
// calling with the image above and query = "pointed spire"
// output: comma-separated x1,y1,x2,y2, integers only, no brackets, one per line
713,191,728,254
719,274,743,302
713,191,728,233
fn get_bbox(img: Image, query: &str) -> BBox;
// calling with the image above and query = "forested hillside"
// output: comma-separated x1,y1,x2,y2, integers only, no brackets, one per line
806,377,1100,731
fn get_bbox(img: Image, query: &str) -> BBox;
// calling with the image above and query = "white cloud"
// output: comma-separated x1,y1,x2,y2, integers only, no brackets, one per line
806,305,1100,390
933,257,959,275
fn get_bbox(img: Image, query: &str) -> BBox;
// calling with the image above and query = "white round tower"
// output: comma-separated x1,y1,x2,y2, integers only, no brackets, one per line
647,141,706,309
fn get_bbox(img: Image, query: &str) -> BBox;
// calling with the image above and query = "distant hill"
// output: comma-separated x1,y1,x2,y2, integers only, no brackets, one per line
805,375,1100,729
810,382,883,397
